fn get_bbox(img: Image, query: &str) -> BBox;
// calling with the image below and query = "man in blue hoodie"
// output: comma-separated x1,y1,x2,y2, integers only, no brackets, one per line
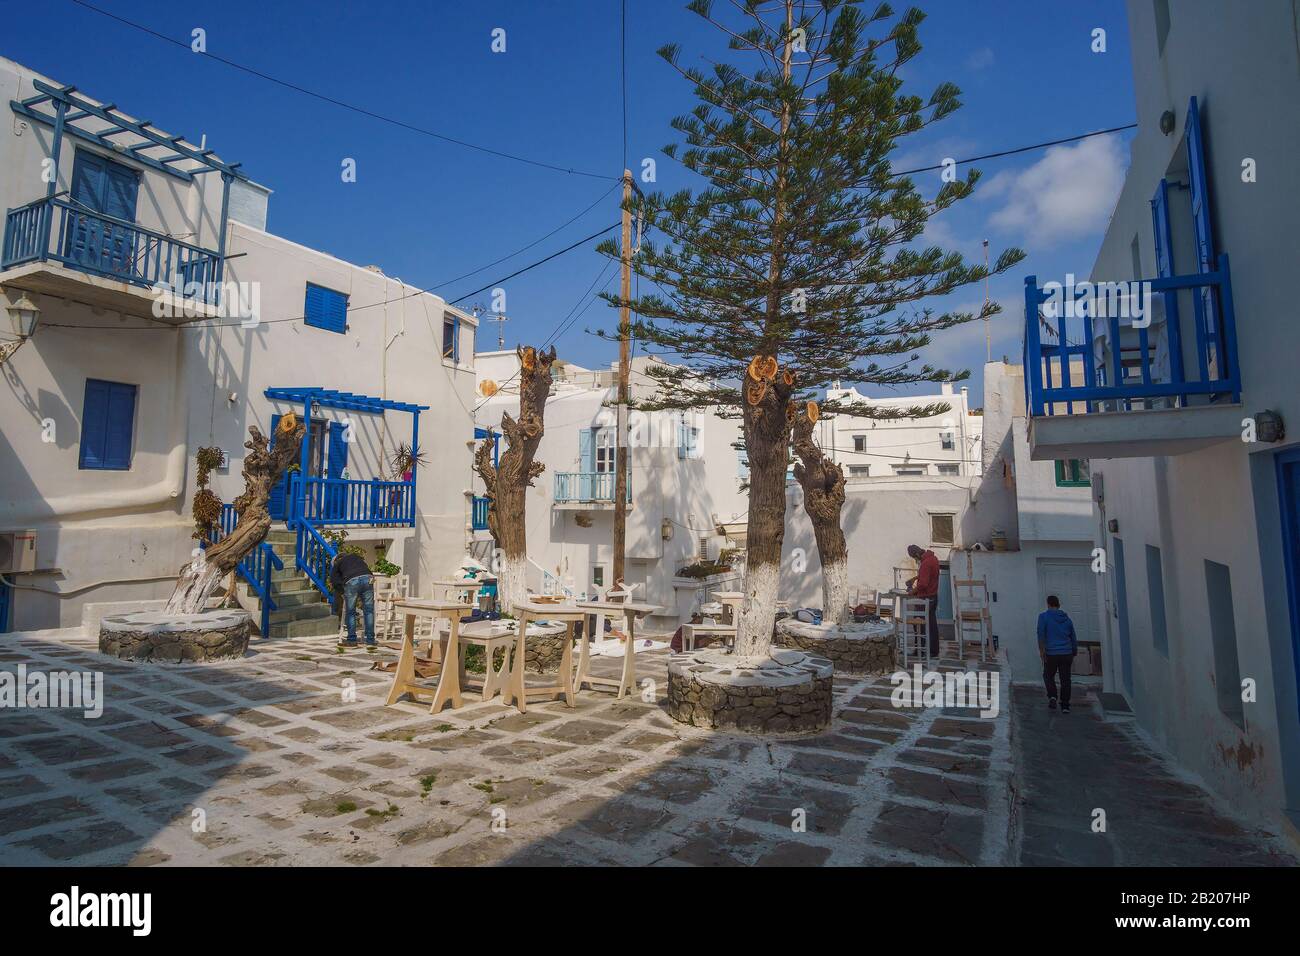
1037,595,1078,713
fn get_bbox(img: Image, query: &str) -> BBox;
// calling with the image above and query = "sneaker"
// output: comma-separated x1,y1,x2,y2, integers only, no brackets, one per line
1061,705,1071,714
1047,697,1057,710
364,639,377,647
340,639,359,647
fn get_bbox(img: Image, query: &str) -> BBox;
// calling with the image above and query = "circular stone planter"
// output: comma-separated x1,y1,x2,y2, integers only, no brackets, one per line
667,648,834,733
98,610,251,663
774,619,896,674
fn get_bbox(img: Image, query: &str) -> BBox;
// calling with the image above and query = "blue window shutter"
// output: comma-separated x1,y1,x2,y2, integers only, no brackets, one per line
103,383,136,468
328,420,349,477
80,378,135,470
677,420,686,459
304,283,348,333
579,428,594,472
1185,97,1222,370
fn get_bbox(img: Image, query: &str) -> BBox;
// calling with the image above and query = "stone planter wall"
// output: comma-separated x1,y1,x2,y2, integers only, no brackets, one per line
99,610,251,663
774,619,896,674
667,649,833,733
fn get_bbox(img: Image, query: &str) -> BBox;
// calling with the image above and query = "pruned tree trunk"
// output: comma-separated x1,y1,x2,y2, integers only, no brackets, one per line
474,345,557,613
165,415,305,614
792,404,849,624
734,356,797,658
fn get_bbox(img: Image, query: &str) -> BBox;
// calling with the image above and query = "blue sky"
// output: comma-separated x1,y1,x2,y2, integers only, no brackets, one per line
6,0,1136,404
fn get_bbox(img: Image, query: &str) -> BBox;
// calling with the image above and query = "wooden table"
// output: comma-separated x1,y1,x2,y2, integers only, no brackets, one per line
430,579,484,608
711,590,745,624
574,600,660,699
504,601,587,713
384,599,472,714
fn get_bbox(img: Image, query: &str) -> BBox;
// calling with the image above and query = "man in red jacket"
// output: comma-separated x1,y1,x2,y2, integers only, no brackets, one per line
907,544,941,657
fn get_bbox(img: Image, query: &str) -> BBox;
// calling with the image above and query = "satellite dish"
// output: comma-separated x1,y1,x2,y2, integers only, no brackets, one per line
478,379,499,397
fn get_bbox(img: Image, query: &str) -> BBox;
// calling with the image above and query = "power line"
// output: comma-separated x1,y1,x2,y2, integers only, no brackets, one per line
69,0,617,181
891,124,1137,176
41,221,618,332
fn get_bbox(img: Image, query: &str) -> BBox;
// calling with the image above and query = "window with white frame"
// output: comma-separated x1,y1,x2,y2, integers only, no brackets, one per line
929,513,955,545
848,464,869,477
937,463,959,476
594,427,615,473
677,418,700,459
940,430,955,450
892,463,925,476
853,435,865,452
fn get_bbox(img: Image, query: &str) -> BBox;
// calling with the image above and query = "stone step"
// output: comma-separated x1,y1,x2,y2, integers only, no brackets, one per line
268,615,342,639
266,530,297,545
268,602,334,625
244,585,321,609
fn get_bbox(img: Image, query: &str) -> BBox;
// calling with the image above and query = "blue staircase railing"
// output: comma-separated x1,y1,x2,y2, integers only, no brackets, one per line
295,519,338,603
205,504,283,637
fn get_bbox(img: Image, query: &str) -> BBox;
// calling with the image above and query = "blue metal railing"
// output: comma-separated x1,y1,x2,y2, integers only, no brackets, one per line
471,495,490,530
1024,254,1240,418
299,476,415,526
2,196,222,303
295,520,338,602
205,503,283,637
553,472,631,503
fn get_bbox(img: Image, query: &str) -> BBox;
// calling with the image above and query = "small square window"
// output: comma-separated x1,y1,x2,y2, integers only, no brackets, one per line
848,465,869,477
592,565,605,588
442,313,460,362
853,435,865,452
930,513,955,545
940,432,955,450
304,283,348,334
937,463,959,476
1055,459,1091,487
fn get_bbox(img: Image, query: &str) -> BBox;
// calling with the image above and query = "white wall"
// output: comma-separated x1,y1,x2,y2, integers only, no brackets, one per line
0,59,477,628
1077,0,1300,829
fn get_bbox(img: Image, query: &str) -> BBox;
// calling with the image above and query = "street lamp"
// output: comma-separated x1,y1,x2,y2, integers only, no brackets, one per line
2,291,41,363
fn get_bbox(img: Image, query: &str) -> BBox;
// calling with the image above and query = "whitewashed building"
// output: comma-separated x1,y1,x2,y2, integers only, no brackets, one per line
473,351,747,631
0,58,477,636
822,381,983,480
1020,0,1300,834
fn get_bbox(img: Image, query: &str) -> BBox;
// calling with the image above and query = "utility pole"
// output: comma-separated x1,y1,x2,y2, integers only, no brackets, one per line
613,168,633,589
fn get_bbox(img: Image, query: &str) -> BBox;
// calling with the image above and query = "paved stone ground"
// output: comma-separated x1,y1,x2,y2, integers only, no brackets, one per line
0,628,1014,866
1011,683,1297,866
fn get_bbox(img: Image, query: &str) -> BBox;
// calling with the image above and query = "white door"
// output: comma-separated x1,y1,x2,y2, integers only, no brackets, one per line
1037,559,1100,644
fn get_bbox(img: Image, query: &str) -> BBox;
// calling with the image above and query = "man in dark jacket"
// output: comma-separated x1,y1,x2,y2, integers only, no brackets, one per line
906,544,941,656
330,552,375,646
1037,594,1078,712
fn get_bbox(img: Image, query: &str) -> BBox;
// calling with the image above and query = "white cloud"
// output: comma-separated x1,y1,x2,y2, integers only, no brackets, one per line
981,134,1127,248
966,47,995,70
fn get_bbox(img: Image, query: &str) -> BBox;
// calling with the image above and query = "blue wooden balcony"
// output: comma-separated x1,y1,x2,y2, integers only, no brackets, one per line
471,495,491,530
554,471,631,505
1023,256,1244,461
2,196,222,304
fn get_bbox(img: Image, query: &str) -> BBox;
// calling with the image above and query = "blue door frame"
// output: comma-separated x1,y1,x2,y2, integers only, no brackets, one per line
1276,448,1300,723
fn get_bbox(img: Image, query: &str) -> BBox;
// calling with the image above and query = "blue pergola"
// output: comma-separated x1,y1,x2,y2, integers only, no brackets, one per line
10,79,252,288
265,387,430,523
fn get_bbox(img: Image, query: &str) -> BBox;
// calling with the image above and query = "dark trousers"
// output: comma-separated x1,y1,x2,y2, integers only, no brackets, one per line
1043,654,1073,705
927,600,939,656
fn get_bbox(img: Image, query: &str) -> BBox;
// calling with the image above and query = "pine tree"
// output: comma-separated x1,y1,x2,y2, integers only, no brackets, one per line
602,0,1022,658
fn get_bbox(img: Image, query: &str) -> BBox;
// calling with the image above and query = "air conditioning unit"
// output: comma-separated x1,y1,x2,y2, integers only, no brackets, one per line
0,531,38,573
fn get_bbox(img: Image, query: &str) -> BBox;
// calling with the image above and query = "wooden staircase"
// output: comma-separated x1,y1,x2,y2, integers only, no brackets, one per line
240,528,338,638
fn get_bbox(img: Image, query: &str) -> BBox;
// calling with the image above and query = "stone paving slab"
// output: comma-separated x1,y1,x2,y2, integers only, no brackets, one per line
2,627,1289,866
1010,683,1297,867
0,627,1020,866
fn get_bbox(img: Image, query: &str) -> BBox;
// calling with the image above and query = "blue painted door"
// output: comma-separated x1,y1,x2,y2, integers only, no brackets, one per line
1276,449,1300,723
1112,536,1134,698
578,428,594,501
67,151,139,279
325,421,349,519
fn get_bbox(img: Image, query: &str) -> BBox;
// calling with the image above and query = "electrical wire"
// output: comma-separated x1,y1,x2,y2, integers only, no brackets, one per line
68,0,617,181
891,124,1138,176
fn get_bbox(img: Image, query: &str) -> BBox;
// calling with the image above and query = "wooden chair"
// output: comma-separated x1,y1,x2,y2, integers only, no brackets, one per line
952,577,992,662
894,596,932,665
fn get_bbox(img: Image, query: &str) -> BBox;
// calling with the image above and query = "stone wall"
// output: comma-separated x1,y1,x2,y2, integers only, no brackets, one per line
774,619,896,674
668,649,833,733
98,610,251,663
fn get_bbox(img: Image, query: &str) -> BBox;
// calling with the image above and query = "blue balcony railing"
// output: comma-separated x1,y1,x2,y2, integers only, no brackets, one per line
1023,254,1240,418
554,471,631,503
471,495,491,530
2,196,222,303
299,476,415,526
